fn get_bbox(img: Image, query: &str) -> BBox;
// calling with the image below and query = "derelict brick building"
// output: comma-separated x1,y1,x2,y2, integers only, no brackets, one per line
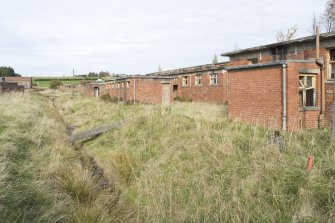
82,82,107,98
148,62,228,104
99,62,228,105
4,77,32,89
0,77,25,94
106,76,174,105
222,30,335,130
80,29,335,131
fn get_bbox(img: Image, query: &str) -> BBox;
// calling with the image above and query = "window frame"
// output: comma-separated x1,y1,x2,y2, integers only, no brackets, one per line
299,74,316,107
195,74,202,86
173,85,178,92
248,58,258,64
182,76,188,86
329,49,335,79
210,73,218,85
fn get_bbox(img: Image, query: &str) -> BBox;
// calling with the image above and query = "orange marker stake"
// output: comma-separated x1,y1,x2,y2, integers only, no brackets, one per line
306,156,313,171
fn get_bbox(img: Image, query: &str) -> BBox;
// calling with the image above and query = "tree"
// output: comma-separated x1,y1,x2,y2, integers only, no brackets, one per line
49,80,62,89
0,66,20,77
212,55,218,64
98,71,110,77
276,25,298,42
321,0,335,32
88,72,97,77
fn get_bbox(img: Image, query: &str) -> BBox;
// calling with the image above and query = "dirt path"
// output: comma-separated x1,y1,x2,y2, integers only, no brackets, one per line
49,97,121,202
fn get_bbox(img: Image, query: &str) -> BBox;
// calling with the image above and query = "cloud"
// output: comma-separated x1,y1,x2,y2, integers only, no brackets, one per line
0,0,328,76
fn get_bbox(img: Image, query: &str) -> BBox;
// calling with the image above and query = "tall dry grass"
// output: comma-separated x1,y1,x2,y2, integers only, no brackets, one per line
0,93,133,222
2,92,335,222
58,94,335,222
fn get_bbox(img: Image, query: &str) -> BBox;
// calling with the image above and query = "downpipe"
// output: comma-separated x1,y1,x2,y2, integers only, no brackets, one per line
282,63,287,131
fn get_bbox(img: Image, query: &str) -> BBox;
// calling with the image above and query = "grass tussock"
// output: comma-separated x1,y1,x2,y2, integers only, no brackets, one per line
0,93,133,222
55,95,335,222
2,93,335,222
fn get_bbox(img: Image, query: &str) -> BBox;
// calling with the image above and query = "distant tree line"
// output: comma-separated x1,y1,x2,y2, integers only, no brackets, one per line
75,71,111,78
0,67,21,77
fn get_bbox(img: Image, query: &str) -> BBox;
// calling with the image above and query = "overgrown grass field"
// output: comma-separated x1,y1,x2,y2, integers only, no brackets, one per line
1,93,335,222
32,77,99,88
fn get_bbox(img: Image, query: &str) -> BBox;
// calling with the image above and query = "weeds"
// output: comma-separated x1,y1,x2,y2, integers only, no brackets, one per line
1,93,335,222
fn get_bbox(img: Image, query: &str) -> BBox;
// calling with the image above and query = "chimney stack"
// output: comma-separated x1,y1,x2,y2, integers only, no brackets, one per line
316,26,320,60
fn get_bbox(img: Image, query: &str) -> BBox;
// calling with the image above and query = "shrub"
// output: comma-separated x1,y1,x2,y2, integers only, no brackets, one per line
49,80,62,89
100,94,119,103
173,96,192,102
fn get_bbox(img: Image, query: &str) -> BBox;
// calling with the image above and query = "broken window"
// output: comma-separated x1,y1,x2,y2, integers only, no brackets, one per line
299,75,316,107
173,85,178,92
271,46,287,61
329,49,335,79
195,75,202,86
182,76,188,86
126,81,130,88
248,58,258,64
210,73,218,85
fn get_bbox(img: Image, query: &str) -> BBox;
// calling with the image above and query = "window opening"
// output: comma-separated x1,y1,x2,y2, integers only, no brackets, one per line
182,76,188,86
195,75,202,86
299,75,316,107
329,49,335,79
210,73,218,85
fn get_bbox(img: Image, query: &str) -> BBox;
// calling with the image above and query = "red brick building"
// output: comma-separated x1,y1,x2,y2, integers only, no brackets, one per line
222,30,335,130
106,76,174,105
78,30,335,130
146,62,228,104
0,77,25,94
103,63,228,105
82,82,107,98
4,77,32,89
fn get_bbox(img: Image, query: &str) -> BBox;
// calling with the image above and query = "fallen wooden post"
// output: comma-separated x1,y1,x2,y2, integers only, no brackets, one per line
65,118,132,143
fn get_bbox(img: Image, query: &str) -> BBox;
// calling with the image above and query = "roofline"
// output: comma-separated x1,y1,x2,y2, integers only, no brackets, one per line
145,62,228,77
226,61,286,71
105,75,175,82
221,31,335,57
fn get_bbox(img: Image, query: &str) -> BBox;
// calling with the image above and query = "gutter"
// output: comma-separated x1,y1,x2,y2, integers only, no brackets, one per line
226,61,285,71
282,63,287,131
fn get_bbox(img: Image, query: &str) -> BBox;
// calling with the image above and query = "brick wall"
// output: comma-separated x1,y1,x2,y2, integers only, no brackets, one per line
228,66,283,129
169,72,228,104
134,79,165,104
108,79,166,104
228,48,328,67
227,62,322,130
325,82,334,127
0,82,25,94
285,62,321,130
82,83,107,97
107,73,228,105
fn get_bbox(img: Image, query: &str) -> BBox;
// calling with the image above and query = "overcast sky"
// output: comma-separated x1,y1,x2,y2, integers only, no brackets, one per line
0,0,328,76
